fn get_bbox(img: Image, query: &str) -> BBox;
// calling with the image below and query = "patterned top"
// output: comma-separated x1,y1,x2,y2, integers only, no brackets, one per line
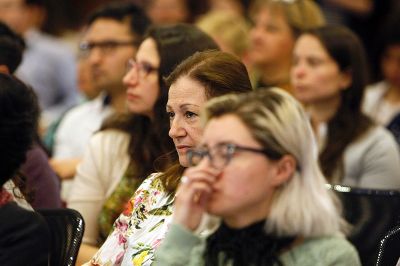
97,166,143,245
89,173,175,266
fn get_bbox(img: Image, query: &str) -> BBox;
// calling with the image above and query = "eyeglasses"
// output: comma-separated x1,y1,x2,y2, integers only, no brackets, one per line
187,143,283,170
126,59,159,79
79,40,138,56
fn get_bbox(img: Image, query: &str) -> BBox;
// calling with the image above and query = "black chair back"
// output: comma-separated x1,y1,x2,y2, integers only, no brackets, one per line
330,185,400,266
37,208,85,266
376,224,400,266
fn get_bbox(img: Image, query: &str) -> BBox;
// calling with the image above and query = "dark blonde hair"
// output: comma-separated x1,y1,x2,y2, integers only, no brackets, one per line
250,0,325,37
203,88,347,237
160,50,253,192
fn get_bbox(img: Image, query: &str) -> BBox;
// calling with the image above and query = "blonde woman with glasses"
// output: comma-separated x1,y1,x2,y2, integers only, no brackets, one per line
154,88,360,266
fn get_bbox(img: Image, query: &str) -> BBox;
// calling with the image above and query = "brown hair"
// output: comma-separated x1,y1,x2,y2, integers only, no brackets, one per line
101,24,219,181
159,50,253,192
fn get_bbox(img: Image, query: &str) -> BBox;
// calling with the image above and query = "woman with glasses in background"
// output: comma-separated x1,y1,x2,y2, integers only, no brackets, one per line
68,24,219,264
87,50,252,265
155,88,360,266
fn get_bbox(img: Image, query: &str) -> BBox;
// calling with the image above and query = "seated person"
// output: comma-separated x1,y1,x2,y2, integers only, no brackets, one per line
70,24,219,264
291,25,400,189
155,88,360,265
87,50,252,265
363,11,400,144
0,21,61,209
0,73,50,265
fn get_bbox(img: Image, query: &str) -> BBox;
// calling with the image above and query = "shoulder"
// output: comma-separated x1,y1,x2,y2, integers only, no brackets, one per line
0,202,48,236
133,173,166,198
349,126,397,153
28,30,74,56
89,129,130,151
363,82,388,110
60,99,104,123
281,236,360,266
0,202,50,265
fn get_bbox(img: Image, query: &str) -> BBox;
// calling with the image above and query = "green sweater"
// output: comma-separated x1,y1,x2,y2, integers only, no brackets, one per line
154,223,361,266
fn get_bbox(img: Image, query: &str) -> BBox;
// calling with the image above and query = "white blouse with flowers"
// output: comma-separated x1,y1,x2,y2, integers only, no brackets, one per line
88,173,175,266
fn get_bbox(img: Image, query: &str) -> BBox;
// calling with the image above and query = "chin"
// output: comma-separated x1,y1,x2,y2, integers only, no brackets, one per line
178,157,189,168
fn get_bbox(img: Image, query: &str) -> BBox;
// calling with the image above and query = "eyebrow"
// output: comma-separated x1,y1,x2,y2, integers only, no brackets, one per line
166,103,201,110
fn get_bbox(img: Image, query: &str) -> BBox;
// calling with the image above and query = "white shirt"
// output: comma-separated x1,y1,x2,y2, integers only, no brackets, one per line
363,81,400,126
53,94,114,159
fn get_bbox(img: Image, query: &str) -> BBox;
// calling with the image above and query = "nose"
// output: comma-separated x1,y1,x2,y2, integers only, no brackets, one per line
169,117,186,140
87,48,102,65
123,66,139,87
292,62,306,80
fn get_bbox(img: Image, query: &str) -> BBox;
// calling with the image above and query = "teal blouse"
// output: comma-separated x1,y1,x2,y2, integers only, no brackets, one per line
154,223,361,266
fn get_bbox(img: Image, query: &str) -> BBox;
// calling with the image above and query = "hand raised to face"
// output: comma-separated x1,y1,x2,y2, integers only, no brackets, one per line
173,164,221,231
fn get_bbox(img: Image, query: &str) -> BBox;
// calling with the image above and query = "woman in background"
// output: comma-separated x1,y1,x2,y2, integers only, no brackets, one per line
249,0,325,92
291,25,400,188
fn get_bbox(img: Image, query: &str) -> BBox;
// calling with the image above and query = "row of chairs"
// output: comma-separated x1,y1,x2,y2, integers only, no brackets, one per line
37,185,400,266
330,185,400,266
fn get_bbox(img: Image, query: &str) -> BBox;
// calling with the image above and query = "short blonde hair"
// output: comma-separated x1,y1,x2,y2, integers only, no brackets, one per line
250,0,325,36
203,88,347,237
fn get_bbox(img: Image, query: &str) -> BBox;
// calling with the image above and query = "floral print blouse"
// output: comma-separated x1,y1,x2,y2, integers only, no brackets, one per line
89,173,175,266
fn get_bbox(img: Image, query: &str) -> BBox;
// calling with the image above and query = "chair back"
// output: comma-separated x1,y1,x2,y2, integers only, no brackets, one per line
376,224,400,266
330,185,400,266
37,208,85,266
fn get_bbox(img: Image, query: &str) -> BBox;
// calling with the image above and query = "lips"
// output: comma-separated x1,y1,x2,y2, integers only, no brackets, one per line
175,145,191,153
126,92,139,101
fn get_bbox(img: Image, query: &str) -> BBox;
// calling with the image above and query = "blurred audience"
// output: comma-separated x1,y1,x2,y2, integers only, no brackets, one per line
249,0,325,92
291,25,400,189
0,73,50,265
0,21,61,209
363,10,400,144
50,3,150,187
196,11,252,79
145,0,190,24
0,0,79,129
207,0,246,16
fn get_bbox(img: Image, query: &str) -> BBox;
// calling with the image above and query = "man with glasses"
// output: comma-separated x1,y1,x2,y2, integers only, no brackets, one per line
50,2,150,192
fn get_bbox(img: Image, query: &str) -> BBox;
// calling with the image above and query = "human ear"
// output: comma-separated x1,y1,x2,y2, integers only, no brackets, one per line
271,155,297,187
339,70,352,90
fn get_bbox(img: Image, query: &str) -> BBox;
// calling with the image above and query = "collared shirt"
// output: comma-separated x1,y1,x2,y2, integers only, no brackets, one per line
53,93,114,159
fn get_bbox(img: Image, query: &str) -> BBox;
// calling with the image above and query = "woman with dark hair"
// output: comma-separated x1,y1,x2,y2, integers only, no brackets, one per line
0,73,50,265
88,50,252,266
291,25,400,188
69,24,219,263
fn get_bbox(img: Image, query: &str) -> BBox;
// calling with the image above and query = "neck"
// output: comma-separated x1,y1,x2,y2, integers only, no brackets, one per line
385,84,400,104
223,197,271,229
109,90,126,113
308,96,340,132
259,61,291,88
